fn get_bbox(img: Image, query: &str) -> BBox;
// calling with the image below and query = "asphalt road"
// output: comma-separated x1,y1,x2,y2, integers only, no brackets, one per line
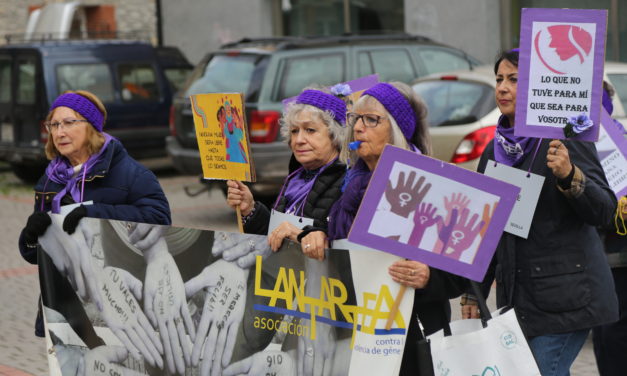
0,159,599,375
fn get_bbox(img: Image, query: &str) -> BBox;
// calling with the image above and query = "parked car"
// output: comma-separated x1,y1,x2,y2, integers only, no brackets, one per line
412,62,627,170
0,39,192,182
166,34,482,197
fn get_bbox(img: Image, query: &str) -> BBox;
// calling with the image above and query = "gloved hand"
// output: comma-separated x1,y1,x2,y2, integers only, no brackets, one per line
185,259,248,376
63,205,88,234
23,211,52,245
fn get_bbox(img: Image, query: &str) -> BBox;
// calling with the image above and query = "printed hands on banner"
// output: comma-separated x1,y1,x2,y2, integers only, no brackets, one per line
54,344,145,376
142,242,195,375
213,231,271,269
185,259,248,376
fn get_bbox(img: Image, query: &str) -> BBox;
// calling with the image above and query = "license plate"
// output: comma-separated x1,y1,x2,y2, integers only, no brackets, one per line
1,123,12,142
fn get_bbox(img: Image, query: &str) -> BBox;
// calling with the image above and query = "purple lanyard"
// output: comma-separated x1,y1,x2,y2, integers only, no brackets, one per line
273,158,337,216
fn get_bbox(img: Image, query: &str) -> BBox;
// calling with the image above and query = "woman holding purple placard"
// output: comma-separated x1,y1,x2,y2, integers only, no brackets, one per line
300,81,468,375
226,85,349,247
461,49,618,376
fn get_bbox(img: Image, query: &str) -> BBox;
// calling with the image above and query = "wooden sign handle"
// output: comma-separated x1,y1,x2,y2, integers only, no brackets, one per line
236,206,244,233
385,285,407,330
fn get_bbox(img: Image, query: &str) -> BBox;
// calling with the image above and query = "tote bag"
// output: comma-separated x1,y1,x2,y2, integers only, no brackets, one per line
427,307,540,376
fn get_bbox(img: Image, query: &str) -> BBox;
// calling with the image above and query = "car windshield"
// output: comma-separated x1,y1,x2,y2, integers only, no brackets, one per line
56,63,115,102
186,54,259,96
608,73,627,113
413,80,494,127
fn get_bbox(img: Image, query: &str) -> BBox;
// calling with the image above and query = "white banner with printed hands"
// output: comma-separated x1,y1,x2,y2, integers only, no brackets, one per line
427,308,541,376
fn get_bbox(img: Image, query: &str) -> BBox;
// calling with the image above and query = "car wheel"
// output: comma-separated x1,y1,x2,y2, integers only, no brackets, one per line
10,162,45,184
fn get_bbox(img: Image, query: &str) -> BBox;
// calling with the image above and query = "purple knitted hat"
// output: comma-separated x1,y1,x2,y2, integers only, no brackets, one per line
362,83,416,141
50,93,105,132
295,90,347,125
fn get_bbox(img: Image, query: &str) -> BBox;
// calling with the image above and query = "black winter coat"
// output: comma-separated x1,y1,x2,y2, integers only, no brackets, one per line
244,158,346,235
478,138,619,337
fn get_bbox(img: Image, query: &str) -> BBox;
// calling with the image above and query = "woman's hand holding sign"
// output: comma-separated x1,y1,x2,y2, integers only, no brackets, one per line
546,139,573,179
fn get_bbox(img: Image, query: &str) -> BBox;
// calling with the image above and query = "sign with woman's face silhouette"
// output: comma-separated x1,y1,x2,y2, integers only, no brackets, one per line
515,8,607,142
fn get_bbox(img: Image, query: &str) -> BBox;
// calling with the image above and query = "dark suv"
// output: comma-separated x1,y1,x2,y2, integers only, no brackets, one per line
0,39,192,182
167,35,480,196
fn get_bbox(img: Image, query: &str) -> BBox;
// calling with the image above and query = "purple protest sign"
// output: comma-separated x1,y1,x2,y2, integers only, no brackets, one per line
515,8,607,142
347,145,520,282
596,108,627,198
282,74,379,109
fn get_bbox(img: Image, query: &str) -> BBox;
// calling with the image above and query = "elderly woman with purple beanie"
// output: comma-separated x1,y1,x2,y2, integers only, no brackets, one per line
226,86,348,248
300,82,468,375
18,90,171,337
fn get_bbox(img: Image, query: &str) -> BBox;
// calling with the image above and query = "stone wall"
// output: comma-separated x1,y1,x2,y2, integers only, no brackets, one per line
0,0,156,44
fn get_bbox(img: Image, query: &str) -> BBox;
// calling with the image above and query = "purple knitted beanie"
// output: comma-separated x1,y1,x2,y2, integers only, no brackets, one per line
50,93,105,132
363,83,416,141
295,90,347,125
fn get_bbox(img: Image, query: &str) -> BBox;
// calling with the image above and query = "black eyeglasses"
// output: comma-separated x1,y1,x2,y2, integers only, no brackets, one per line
44,118,89,133
346,112,387,128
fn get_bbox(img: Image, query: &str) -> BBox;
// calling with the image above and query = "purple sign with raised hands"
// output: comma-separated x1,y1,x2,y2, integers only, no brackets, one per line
515,8,607,142
347,145,520,282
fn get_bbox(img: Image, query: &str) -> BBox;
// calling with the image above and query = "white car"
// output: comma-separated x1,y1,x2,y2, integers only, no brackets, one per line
413,63,627,170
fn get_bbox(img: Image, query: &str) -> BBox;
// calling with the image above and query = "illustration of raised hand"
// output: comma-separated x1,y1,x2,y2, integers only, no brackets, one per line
185,259,248,376
385,171,432,218
77,345,146,376
98,267,164,370
443,193,471,223
143,242,195,375
408,203,440,247
435,208,458,254
443,208,485,260
480,202,497,238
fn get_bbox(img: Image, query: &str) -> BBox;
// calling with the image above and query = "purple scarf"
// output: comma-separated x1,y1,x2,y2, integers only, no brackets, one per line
327,159,372,240
45,133,113,213
493,115,537,167
276,157,337,215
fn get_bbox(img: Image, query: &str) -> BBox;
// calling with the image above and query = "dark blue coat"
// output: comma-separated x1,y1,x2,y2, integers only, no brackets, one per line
478,138,619,337
19,138,171,264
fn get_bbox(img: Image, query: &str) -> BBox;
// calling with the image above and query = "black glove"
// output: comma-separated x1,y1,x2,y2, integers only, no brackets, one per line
24,212,52,245
62,205,88,235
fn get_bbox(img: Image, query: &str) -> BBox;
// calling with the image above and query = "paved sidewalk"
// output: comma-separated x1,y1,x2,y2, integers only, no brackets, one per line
0,168,601,375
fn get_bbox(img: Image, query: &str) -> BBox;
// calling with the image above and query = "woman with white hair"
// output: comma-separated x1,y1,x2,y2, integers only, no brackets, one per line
226,86,348,249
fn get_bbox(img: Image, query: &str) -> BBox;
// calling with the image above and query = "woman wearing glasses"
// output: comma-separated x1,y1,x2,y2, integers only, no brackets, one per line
300,82,468,375
18,90,170,337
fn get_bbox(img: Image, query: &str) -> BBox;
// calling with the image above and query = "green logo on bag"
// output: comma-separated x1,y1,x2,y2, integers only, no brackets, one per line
500,330,517,349
472,365,502,376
